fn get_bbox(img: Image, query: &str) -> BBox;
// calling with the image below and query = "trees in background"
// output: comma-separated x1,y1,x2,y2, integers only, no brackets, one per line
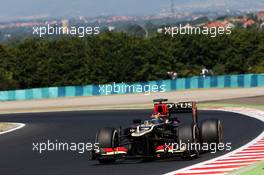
0,45,18,89
0,29,263,90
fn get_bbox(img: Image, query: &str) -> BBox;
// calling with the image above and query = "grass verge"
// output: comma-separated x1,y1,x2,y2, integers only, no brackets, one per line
199,103,264,111
227,161,264,175
0,123,16,132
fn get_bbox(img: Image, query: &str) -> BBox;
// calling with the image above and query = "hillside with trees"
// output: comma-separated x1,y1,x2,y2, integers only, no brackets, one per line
0,29,264,90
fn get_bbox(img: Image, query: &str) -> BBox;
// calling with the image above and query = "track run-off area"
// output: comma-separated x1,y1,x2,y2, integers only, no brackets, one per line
0,108,263,175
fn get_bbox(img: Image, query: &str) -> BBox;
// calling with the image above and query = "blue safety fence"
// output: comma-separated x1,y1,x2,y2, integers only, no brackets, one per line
0,74,263,101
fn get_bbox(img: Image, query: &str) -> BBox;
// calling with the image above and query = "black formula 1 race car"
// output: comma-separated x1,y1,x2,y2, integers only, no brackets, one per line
91,99,223,163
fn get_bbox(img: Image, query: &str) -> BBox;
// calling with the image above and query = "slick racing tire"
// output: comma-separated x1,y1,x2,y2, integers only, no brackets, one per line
96,127,119,164
178,124,199,159
96,127,119,148
200,119,223,151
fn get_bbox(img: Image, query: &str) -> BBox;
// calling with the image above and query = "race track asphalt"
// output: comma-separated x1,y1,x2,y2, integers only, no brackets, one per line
0,110,263,175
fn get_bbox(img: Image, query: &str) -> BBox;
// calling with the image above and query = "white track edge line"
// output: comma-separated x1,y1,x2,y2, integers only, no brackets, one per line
164,108,264,175
0,123,26,135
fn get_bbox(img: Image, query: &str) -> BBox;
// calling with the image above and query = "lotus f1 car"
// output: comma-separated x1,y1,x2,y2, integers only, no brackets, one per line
91,99,223,163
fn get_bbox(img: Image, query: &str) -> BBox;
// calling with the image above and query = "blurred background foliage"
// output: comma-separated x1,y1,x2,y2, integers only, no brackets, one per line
0,29,264,90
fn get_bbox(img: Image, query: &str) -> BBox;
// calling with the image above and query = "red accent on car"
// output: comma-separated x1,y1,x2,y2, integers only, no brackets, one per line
155,145,164,151
103,147,128,153
155,145,173,151
153,104,169,116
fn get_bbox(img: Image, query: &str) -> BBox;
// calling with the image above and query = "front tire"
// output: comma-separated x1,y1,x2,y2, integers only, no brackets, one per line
96,127,119,148
96,127,118,164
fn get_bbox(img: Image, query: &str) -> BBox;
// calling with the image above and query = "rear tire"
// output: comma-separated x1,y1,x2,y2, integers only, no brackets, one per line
200,119,223,151
178,124,199,159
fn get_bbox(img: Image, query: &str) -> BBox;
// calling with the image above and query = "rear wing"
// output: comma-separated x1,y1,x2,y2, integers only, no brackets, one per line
168,102,198,124
153,99,198,124
167,102,195,113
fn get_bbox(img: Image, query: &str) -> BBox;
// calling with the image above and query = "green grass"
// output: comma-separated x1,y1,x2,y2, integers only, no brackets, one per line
227,161,264,175
199,103,264,110
0,123,15,132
